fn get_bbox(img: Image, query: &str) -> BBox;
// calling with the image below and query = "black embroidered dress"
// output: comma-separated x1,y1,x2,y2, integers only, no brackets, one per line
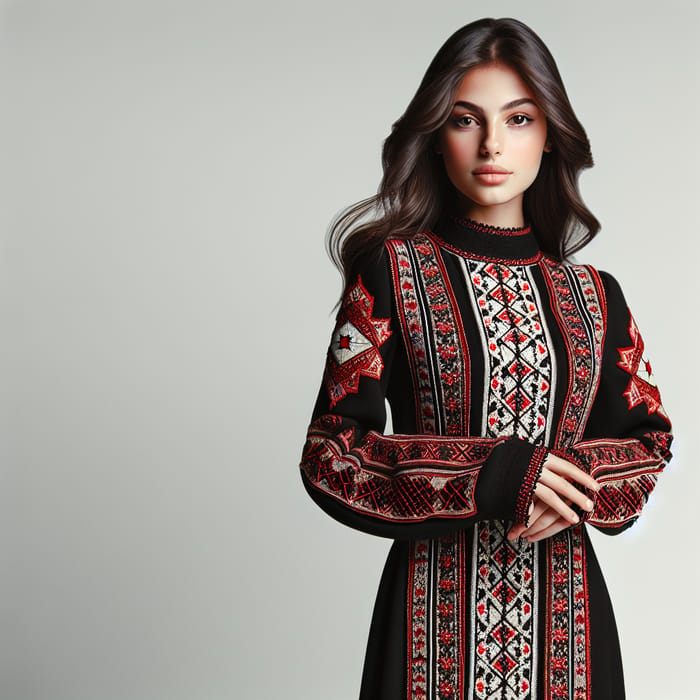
300,217,672,700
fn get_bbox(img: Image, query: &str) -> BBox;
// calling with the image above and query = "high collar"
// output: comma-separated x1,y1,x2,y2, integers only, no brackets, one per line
430,214,542,264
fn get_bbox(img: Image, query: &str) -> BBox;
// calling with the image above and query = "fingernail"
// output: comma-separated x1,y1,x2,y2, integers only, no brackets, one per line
585,499,594,510
570,513,580,523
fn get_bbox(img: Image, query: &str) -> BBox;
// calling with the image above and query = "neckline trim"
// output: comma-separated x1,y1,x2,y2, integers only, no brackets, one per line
430,214,542,264
448,215,532,237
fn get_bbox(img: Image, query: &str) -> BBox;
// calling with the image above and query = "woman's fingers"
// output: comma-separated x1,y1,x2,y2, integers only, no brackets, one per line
507,499,548,540
524,517,572,543
544,454,600,492
520,507,561,539
507,453,602,543
533,483,580,523
507,524,526,541
538,468,595,513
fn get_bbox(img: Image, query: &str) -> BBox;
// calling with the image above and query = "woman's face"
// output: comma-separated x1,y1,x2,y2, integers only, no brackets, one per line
437,62,549,228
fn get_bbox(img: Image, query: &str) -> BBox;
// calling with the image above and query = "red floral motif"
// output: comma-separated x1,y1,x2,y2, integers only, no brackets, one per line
439,680,455,697
438,657,455,670
438,603,454,618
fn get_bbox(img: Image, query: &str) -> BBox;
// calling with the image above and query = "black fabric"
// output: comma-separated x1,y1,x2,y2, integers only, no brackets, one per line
359,541,409,699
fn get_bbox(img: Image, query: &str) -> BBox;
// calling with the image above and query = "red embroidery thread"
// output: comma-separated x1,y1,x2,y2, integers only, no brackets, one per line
324,276,392,408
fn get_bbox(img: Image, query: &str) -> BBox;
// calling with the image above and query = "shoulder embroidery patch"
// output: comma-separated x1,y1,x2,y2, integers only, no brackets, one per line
324,276,392,408
617,313,667,418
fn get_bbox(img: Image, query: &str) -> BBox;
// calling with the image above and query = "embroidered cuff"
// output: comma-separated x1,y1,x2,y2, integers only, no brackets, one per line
514,446,548,525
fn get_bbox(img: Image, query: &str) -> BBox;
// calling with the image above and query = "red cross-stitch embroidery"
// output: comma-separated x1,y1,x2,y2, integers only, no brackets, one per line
324,276,392,408
616,314,667,418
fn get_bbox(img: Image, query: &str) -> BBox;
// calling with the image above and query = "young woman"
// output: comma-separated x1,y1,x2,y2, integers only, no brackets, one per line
300,17,672,700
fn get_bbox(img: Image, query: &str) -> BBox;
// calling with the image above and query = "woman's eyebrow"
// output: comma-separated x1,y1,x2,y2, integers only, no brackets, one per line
452,97,537,112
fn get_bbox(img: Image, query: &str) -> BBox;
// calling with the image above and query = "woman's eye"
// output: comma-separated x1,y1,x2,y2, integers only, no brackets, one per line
454,115,478,128
509,114,533,126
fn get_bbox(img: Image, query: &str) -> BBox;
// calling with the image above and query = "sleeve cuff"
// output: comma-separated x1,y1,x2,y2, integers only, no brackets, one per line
514,446,548,524
474,437,543,521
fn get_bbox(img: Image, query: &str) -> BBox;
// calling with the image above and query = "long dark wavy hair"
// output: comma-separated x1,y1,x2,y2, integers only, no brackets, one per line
328,17,599,283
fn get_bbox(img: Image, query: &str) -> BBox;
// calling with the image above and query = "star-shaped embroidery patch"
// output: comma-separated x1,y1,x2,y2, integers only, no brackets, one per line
616,314,667,418
324,276,392,408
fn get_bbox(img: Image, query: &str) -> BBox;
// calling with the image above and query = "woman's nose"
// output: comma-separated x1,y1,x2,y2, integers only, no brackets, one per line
480,124,502,157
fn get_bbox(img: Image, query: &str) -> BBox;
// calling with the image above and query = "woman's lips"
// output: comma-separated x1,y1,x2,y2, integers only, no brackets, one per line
472,166,512,185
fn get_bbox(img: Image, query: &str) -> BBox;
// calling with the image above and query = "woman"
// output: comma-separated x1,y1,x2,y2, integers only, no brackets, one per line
300,17,672,700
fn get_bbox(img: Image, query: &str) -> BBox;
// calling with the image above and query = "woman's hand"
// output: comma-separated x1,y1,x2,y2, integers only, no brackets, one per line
507,454,600,543
509,501,573,543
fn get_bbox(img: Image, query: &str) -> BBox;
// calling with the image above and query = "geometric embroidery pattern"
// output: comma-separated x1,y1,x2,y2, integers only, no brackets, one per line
388,240,439,434
415,236,470,436
472,521,537,700
538,261,605,700
408,535,465,700
542,261,605,449
462,260,547,700
463,260,552,443
387,237,469,699
435,534,464,699
571,434,670,529
408,540,430,699
324,276,392,408
545,528,590,700
302,417,492,521
389,235,470,436
617,313,668,419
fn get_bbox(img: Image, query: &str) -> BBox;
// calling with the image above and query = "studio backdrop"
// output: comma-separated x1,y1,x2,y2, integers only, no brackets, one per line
1,1,697,699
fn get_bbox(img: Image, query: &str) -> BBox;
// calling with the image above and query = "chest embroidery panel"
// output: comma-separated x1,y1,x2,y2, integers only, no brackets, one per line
457,258,558,700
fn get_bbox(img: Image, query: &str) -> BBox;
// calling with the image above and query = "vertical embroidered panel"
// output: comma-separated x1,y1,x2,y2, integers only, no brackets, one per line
389,238,468,699
408,540,430,699
543,261,605,447
472,521,537,700
545,529,590,700
460,259,552,700
436,534,465,699
540,261,605,700
462,260,553,444
413,235,470,436
388,240,437,434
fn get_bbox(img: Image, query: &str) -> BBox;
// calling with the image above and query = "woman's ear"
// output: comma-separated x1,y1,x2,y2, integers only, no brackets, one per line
543,140,553,153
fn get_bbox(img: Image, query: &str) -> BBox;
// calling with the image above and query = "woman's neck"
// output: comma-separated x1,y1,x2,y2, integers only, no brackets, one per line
454,194,525,230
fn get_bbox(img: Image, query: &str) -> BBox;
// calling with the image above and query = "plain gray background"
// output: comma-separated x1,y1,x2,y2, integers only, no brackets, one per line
1,1,698,699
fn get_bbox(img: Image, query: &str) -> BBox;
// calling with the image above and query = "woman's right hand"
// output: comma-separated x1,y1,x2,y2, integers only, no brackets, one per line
507,453,600,542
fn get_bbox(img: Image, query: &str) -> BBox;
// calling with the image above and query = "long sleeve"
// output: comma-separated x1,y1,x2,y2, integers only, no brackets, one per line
559,271,672,534
300,247,546,540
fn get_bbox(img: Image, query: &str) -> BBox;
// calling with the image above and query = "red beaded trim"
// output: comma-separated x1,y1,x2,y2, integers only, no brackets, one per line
515,446,548,524
427,232,542,265
448,215,532,236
